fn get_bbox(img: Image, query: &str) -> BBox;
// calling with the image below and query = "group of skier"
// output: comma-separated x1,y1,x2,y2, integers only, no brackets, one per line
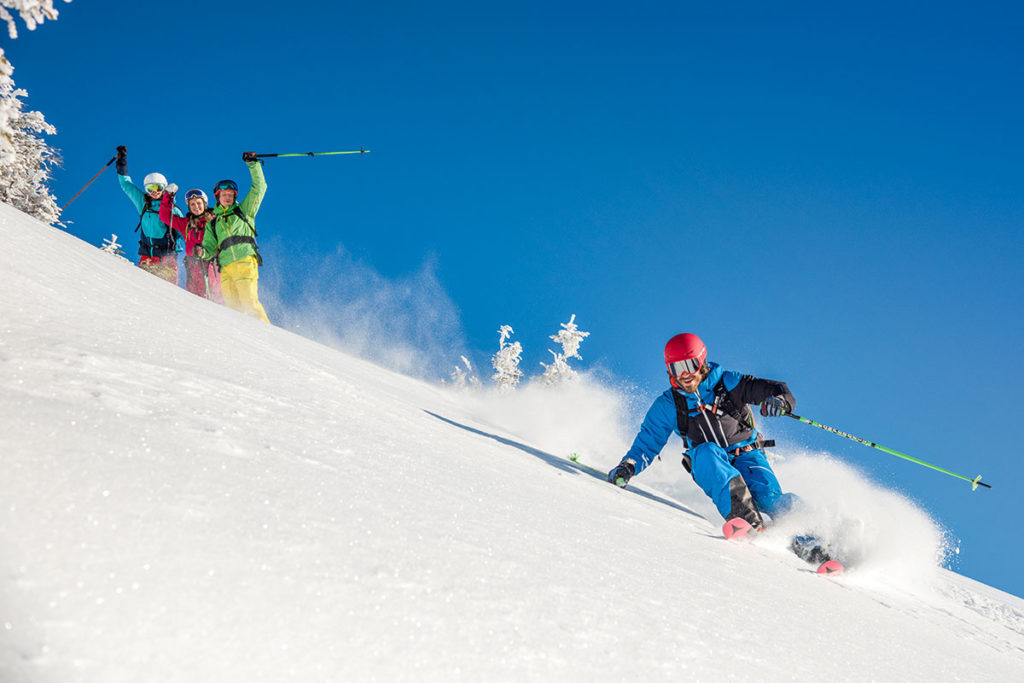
115,146,270,324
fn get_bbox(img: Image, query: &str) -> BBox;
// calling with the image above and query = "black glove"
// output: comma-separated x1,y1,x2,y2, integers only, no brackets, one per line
607,460,636,488
760,396,790,418
242,151,258,163
116,145,127,175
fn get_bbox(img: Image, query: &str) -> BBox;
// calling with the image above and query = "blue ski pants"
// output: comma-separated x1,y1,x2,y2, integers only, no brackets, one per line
688,442,799,520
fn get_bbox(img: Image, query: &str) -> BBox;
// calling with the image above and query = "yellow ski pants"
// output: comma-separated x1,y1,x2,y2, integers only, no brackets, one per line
219,256,270,324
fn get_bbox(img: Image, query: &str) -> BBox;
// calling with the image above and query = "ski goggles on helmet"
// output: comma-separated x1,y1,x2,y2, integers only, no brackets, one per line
668,357,703,377
214,180,238,194
145,183,165,192
185,189,206,201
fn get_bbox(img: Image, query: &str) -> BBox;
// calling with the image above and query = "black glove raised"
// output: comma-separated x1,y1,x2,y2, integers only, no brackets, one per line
242,151,258,163
116,145,127,175
607,460,636,488
759,396,790,418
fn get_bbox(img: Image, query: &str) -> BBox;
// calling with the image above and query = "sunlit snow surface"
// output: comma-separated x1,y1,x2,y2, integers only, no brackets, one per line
2,202,1023,681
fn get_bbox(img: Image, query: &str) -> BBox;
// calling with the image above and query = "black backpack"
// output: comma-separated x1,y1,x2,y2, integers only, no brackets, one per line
134,196,175,255
671,378,773,471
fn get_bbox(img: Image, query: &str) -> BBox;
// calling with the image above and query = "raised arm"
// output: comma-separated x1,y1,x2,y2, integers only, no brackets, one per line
239,153,266,219
160,191,188,235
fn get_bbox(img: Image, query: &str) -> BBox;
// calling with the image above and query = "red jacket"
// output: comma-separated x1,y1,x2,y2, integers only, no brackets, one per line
160,194,213,258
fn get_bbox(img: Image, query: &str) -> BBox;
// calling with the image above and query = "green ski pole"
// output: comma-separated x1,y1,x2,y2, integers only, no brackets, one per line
786,413,991,491
254,148,370,158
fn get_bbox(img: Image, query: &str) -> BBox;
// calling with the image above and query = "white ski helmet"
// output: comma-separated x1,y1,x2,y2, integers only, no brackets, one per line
184,188,208,207
142,172,167,189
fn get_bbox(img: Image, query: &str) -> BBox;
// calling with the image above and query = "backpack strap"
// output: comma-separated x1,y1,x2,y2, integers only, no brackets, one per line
672,390,694,472
209,205,257,235
713,377,754,432
209,205,262,266
133,196,158,233
671,390,690,440
219,235,258,251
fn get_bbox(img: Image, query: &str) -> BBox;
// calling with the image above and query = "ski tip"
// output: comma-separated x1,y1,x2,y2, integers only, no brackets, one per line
817,560,845,576
722,518,754,540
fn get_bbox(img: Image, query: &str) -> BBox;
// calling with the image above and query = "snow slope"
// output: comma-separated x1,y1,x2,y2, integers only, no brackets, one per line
2,202,1023,682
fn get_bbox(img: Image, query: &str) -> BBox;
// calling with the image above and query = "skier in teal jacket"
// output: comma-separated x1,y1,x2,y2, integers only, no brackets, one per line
115,145,182,282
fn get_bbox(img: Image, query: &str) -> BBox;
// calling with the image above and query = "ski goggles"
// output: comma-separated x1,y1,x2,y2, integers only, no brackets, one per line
185,189,206,200
145,183,165,192
214,180,238,193
668,358,703,377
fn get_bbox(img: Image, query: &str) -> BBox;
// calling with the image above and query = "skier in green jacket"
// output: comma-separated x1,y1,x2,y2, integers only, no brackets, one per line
202,152,269,323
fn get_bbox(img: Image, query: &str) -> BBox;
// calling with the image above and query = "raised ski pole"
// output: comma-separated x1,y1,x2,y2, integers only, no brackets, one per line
786,413,991,491
61,155,117,210
253,148,370,158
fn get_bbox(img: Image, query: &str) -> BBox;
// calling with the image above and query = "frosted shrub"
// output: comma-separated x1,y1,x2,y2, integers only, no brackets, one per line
0,0,68,223
539,314,590,386
0,1,65,38
444,355,482,391
0,80,61,223
492,325,523,392
100,234,130,262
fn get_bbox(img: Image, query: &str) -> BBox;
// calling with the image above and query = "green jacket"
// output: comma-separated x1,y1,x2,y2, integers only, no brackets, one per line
203,160,267,268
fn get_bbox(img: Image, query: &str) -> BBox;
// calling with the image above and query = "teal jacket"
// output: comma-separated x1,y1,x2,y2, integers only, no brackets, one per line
118,173,183,257
202,160,267,268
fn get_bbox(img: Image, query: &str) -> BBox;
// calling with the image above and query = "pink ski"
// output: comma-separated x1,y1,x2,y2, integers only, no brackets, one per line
722,518,755,540
817,560,845,575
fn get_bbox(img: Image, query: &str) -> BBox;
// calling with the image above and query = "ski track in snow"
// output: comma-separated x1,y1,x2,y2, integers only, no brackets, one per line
2,202,1024,681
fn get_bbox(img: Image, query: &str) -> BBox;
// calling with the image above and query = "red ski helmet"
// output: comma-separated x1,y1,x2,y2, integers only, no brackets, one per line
664,333,708,387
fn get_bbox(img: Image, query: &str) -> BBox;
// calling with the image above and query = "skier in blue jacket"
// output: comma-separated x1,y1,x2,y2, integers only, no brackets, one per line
607,333,799,536
115,145,183,282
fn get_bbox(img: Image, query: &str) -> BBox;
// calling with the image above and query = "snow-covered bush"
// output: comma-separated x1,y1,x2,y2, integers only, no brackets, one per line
492,325,523,391
100,234,130,262
0,1,64,38
443,355,482,391
539,314,590,385
0,0,68,223
0,77,61,222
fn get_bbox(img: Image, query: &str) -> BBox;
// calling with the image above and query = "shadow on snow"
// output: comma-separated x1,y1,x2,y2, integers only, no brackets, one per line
423,409,704,521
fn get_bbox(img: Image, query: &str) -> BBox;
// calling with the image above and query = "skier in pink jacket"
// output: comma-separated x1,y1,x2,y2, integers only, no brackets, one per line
160,185,222,303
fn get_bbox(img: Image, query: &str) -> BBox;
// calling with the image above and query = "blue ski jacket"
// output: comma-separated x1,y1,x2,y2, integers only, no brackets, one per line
118,173,183,257
623,362,795,475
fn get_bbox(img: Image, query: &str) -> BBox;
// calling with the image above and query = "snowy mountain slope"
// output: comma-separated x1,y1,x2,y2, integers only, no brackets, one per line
2,201,1023,682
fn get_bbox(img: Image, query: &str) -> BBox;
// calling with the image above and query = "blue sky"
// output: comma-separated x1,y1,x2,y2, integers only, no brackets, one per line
8,1,1023,595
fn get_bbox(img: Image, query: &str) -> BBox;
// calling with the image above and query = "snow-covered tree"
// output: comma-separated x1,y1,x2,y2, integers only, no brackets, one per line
0,76,61,222
0,1,64,39
100,234,130,262
491,325,523,391
443,355,482,391
0,0,68,223
539,314,590,385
